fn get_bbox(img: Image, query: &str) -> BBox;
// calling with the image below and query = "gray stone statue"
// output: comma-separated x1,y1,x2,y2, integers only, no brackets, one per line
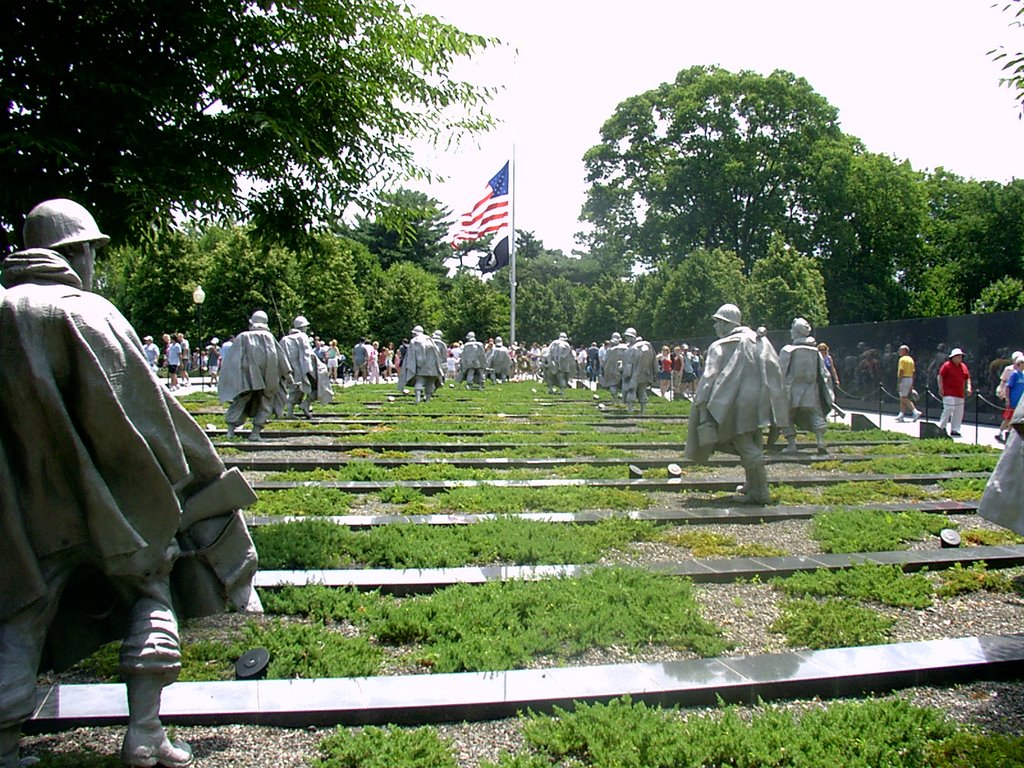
0,199,261,768
542,332,574,393
768,317,832,455
459,331,486,389
621,327,656,414
979,395,1024,534
279,316,332,419
218,310,292,440
403,325,445,403
601,331,627,400
487,335,512,383
431,330,449,383
684,303,788,505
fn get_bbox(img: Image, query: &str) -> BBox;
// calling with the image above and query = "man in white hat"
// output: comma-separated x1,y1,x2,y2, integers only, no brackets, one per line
936,347,972,437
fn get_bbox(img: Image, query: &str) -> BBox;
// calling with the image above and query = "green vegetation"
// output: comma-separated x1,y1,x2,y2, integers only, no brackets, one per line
660,529,787,558
252,516,658,569
935,562,1014,598
770,598,895,648
250,487,356,517
773,563,933,608
960,527,1024,546
811,509,951,553
813,455,998,475
314,726,456,768
261,568,730,672
937,478,988,501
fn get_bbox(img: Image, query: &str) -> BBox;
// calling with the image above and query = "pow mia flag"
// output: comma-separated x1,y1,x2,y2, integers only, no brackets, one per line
478,235,510,274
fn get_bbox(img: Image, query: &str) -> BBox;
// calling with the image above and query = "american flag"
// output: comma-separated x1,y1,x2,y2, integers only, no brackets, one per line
450,161,510,248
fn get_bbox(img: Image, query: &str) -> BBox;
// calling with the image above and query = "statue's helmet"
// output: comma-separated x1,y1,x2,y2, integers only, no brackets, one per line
24,198,109,251
624,327,637,339
250,310,269,328
412,324,424,335
611,332,622,342
466,331,476,341
293,315,310,330
495,336,503,344
791,317,811,337
432,329,443,340
558,332,568,341
712,303,742,325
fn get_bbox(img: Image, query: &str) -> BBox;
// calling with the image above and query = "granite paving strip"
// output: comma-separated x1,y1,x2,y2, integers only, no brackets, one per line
26,634,1024,730
248,472,990,494
251,544,1024,592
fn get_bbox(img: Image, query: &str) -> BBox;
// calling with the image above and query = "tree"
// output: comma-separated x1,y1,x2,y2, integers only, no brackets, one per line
650,247,748,340
581,65,846,272
574,277,637,345
368,262,443,346
347,189,452,276
973,276,1024,313
443,271,510,341
746,234,828,331
991,0,1024,114
289,234,369,343
0,0,495,251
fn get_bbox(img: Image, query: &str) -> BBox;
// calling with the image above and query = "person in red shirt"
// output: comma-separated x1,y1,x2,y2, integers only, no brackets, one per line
937,347,972,437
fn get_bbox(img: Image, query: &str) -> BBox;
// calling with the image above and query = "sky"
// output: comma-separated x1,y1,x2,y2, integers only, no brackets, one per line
408,0,1024,257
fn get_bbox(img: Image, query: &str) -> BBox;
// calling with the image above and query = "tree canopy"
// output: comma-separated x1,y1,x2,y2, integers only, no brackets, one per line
0,0,496,250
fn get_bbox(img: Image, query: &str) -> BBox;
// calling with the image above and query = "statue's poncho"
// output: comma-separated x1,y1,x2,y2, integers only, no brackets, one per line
685,325,788,462
979,398,1024,535
404,334,444,383
0,249,259,665
217,327,291,404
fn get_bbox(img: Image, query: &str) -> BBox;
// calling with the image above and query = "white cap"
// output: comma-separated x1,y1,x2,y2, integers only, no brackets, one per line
949,348,964,358
1012,350,1024,363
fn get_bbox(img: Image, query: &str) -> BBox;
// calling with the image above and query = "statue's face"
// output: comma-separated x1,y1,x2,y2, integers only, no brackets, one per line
65,241,97,291
713,319,731,338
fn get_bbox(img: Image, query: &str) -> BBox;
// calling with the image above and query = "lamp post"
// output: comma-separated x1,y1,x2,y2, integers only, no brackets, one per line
192,285,206,392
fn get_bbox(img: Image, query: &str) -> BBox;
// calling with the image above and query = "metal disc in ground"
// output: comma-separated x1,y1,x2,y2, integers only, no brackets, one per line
939,529,962,548
235,647,271,680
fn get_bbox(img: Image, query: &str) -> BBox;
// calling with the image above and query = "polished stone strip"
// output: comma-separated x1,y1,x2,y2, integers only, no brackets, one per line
248,473,990,494
26,634,1024,730
251,544,1024,593
245,500,979,529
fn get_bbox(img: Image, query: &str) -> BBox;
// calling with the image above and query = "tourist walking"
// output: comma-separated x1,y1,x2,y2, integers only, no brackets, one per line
937,348,972,437
894,344,921,422
996,351,1024,443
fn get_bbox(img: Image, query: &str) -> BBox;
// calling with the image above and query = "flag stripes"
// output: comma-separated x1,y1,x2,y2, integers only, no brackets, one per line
450,161,510,248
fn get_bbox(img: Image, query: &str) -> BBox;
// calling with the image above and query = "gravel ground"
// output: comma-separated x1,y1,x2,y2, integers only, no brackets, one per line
18,452,1024,767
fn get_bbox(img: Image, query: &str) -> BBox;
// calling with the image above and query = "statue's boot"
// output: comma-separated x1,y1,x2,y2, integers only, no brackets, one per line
1,725,23,768
225,425,236,438
415,388,423,404
121,676,193,768
301,404,312,419
740,463,771,505
285,405,294,419
781,436,798,455
248,424,262,442
815,432,828,456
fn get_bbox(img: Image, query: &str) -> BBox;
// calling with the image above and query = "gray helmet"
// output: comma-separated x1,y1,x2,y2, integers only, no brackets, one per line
624,327,637,339
712,303,742,325
250,310,269,328
495,336,503,344
293,315,310,330
611,332,622,342
558,332,568,341
432,330,443,340
412,324,424,335
24,199,110,250
466,331,476,342
791,317,811,337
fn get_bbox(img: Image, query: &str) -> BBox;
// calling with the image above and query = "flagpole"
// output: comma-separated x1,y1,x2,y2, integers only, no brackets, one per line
509,146,517,346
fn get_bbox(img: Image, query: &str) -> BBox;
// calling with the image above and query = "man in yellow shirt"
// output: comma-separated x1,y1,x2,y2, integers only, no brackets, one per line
895,344,921,422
